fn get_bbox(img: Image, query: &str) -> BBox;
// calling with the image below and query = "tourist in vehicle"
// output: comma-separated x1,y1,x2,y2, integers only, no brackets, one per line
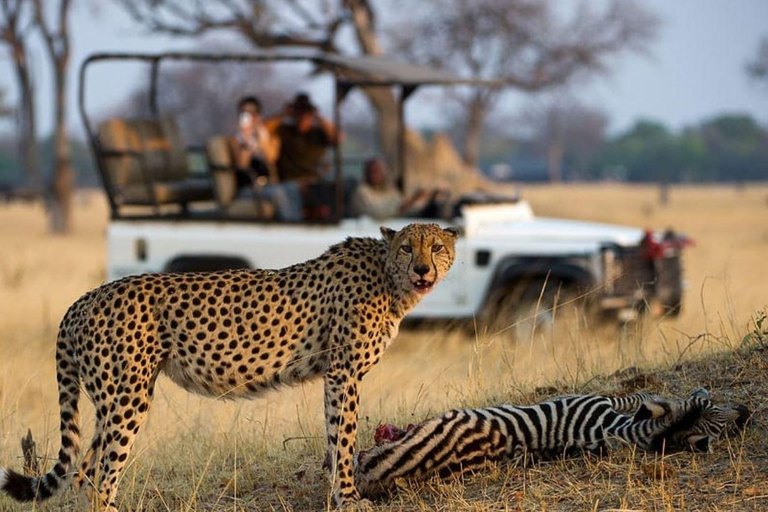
351,158,443,219
231,96,302,221
266,93,342,183
231,96,277,185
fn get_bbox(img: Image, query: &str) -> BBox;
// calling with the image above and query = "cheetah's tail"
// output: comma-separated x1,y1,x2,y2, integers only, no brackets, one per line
0,333,81,502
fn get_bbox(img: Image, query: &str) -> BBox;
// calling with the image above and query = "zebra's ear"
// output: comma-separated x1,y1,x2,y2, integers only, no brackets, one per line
634,400,670,421
634,404,653,421
688,434,712,453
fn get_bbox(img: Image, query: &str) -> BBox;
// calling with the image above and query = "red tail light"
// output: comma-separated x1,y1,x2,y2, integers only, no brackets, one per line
642,229,694,260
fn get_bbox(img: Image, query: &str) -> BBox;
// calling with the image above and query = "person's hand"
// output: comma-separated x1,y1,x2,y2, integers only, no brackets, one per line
238,125,252,140
416,189,431,200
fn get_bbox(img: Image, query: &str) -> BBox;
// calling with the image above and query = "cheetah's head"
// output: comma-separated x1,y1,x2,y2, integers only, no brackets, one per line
380,223,459,296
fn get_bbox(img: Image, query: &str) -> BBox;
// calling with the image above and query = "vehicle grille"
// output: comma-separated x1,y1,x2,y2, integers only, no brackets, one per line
603,247,655,298
602,245,684,312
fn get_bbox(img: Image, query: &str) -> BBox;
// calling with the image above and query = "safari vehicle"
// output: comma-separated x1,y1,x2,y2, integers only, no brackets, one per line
79,51,688,338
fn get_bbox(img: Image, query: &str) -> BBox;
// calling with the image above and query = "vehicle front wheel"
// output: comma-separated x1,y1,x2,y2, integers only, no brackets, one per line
481,280,585,342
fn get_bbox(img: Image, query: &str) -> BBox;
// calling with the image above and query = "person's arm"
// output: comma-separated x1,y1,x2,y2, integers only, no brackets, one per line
258,127,279,165
315,113,343,145
262,116,283,134
399,189,431,214
229,135,252,171
249,124,280,184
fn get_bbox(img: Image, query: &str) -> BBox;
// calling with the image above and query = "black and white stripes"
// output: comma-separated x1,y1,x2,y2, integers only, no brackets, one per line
355,389,736,497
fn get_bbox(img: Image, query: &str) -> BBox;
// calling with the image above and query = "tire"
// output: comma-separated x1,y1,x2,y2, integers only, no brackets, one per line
482,279,583,342
654,255,683,318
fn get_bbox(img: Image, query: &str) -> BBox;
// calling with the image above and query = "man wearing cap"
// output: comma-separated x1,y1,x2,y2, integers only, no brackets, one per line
266,93,342,183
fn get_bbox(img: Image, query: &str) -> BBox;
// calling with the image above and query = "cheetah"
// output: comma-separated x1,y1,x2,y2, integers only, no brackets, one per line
0,223,459,510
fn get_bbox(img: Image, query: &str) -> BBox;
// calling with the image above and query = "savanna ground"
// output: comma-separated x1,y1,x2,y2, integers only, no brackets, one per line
0,184,767,511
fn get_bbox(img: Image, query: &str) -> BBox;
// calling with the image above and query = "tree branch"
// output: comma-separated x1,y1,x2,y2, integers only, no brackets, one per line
115,0,338,49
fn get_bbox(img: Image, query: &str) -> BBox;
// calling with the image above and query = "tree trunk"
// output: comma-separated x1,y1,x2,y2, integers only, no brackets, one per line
463,94,489,168
34,0,73,233
11,41,41,194
361,88,400,173
48,63,73,234
343,0,400,174
547,139,564,183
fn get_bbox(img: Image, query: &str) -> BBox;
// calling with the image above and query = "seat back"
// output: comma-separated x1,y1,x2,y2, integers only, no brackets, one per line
205,135,238,208
97,118,142,189
96,117,195,205
97,117,190,180
158,117,190,181
129,117,190,182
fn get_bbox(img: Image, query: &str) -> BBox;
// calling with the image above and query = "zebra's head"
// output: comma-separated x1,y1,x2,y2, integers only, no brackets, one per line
670,400,750,453
634,388,750,453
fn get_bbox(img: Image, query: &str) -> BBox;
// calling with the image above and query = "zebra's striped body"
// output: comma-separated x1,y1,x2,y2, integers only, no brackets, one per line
355,391,710,497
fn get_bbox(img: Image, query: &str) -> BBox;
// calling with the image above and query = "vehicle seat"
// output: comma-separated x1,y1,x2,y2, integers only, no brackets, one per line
342,177,360,218
204,135,275,219
97,117,214,209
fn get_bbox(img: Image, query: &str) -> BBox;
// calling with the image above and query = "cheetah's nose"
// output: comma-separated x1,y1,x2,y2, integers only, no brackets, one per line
413,264,430,277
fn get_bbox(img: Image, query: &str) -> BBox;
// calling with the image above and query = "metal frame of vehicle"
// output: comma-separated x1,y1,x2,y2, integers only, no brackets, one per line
81,51,687,330
78,50,495,221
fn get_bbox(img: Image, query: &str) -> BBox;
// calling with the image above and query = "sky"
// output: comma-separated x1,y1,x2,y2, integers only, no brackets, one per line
579,0,768,132
0,0,767,139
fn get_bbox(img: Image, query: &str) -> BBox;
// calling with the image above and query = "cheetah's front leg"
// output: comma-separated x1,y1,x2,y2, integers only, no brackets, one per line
323,367,362,506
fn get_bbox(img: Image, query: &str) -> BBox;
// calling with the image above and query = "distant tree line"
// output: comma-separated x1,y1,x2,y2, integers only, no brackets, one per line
0,136,97,187
486,112,768,183
482,110,768,183
591,114,768,183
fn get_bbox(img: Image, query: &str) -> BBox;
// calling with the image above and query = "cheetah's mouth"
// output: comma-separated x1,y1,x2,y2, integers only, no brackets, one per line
412,279,434,294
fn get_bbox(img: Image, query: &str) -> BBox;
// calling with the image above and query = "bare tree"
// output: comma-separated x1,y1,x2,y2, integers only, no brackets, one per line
32,0,73,233
746,36,768,87
517,93,609,181
391,0,659,167
113,0,402,172
0,0,41,193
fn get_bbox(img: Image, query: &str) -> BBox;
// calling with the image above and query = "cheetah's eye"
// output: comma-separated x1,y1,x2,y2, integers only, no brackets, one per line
400,245,412,254
432,244,444,253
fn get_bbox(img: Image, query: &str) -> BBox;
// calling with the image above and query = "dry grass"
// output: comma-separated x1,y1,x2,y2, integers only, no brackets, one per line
0,184,767,511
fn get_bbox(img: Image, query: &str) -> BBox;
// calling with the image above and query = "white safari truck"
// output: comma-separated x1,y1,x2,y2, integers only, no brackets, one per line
79,51,687,337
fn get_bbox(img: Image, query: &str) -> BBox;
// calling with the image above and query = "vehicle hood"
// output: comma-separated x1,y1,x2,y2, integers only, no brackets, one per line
481,217,644,246
462,203,644,247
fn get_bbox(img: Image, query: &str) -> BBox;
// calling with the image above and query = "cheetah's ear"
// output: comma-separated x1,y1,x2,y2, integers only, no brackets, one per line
380,227,396,243
443,227,461,239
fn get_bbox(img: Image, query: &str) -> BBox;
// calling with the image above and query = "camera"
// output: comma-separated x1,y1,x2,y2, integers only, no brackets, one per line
239,112,253,128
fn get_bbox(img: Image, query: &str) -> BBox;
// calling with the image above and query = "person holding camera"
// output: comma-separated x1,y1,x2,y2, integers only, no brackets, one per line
266,93,342,183
230,96,302,221
231,96,277,185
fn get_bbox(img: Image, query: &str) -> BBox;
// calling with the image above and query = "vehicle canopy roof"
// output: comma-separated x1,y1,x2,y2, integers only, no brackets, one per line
78,50,498,221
